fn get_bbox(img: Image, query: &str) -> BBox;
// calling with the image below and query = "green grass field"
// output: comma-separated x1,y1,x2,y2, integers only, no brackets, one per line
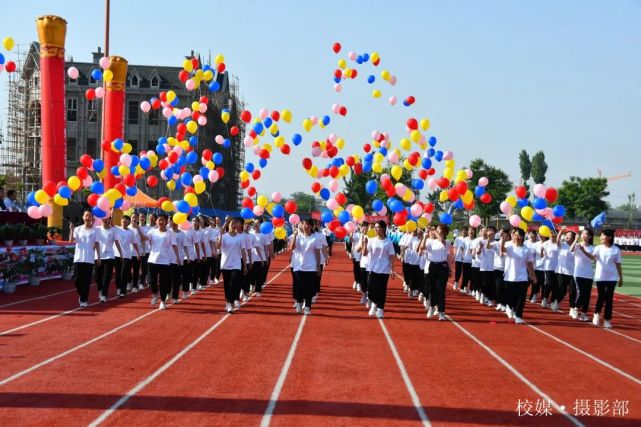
621,255,641,297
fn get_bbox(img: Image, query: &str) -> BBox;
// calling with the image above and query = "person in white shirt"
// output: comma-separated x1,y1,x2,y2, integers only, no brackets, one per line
420,224,453,320
217,217,249,312
140,214,177,310
540,233,559,309
240,221,256,301
169,219,186,303
460,227,476,294
570,228,595,322
492,227,510,311
289,219,322,314
69,210,102,307
250,219,270,296
363,220,396,319
347,227,362,292
137,212,153,288
399,231,413,292
580,228,623,329
130,214,144,293
212,217,224,281
525,231,544,303
403,230,423,298
453,228,468,290
553,227,576,313
469,227,485,301
206,217,221,285
114,215,141,297
500,227,536,324
313,220,330,301
191,217,207,291
3,189,20,212
95,217,123,302
355,222,371,305
477,226,498,307
419,226,435,309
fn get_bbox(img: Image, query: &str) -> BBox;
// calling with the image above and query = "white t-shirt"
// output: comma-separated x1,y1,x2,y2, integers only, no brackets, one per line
170,229,185,265
73,225,98,264
192,229,204,258
471,238,482,268
114,227,135,259
141,225,152,254
208,227,220,256
243,232,256,262
201,228,214,258
367,237,396,274
359,236,369,269
351,232,362,262
503,243,534,282
542,240,559,272
291,233,322,272
526,240,543,271
574,244,594,279
593,245,622,282
400,233,414,263
556,242,574,275
96,226,117,260
147,229,172,265
454,236,466,262
131,227,142,257
315,231,328,265
493,243,505,271
424,239,451,263
220,233,247,270
462,237,474,263
405,236,421,266
479,239,495,272
250,232,266,262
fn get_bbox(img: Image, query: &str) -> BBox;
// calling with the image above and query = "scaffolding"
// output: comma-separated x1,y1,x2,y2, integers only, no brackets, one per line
0,43,42,201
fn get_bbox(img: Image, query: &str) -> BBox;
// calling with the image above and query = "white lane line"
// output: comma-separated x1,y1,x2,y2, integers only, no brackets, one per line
447,316,585,427
605,328,641,345
526,323,641,386
260,315,308,427
378,318,431,427
0,285,96,309
90,267,287,426
0,296,119,337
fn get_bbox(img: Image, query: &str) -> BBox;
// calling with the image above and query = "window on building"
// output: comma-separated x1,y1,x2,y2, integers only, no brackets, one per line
148,108,159,125
128,140,138,154
128,100,139,125
131,74,139,87
86,138,97,158
87,99,98,122
147,140,156,152
67,137,76,161
150,75,159,88
66,98,77,122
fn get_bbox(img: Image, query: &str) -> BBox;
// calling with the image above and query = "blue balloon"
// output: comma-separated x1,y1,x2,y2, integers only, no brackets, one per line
208,81,221,92
176,156,187,168
126,186,138,196
253,122,264,135
474,186,485,197
176,200,190,214
453,199,464,209
92,207,106,218
372,199,383,212
191,206,200,216
434,151,444,161
429,136,437,147
0,53,4,65
517,198,529,208
186,151,198,164
203,65,211,72
403,100,410,107
213,153,223,165
93,159,104,172
292,133,303,146
321,211,333,223
439,213,453,225
319,188,330,200
333,76,341,84
553,205,566,217
196,167,208,178
421,157,432,169
362,162,372,173
363,53,370,62
365,180,377,195
170,97,179,106
114,198,124,209
27,191,37,206
168,116,177,126
189,136,198,147
322,115,330,126
111,166,120,176
338,210,351,224
91,69,102,81
533,197,547,210
180,172,193,186
272,204,285,218
259,158,268,168
263,117,273,128
271,130,280,138
412,179,424,190
532,213,544,222
241,207,254,220
356,55,364,64
113,138,124,150
427,148,435,158
260,222,274,234
379,147,388,156
390,200,404,213
130,156,140,168
58,186,72,199
223,139,231,149
156,144,166,156
364,153,374,162
245,162,255,173
90,182,104,194
367,75,375,84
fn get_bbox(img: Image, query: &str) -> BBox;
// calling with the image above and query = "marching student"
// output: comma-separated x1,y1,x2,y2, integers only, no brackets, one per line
470,226,485,301
356,222,371,305
421,224,452,321
114,215,141,297
95,216,123,302
313,220,330,301
213,217,223,283
138,212,154,288
168,219,186,304
540,233,558,308
493,227,509,312
206,217,221,285
69,210,101,307
525,231,544,303
130,214,144,293
289,219,323,315
582,229,623,329
570,228,595,321
141,214,175,310
217,217,248,313
460,226,476,294
420,226,436,309
453,228,467,290
348,226,362,292
399,230,413,292
399,230,420,297
554,227,576,314
190,217,206,292
250,220,269,296
363,220,396,319
477,226,497,307
500,227,536,324
240,221,256,302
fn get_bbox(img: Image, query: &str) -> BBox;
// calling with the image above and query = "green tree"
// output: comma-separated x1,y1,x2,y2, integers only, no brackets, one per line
530,151,548,184
469,159,513,222
557,177,610,224
617,193,637,228
342,166,413,211
518,149,531,192
290,192,317,215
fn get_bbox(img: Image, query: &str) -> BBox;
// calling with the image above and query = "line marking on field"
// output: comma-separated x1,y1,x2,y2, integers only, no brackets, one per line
605,328,641,345
447,315,585,427
89,267,287,426
378,318,431,427
0,285,96,309
260,315,307,427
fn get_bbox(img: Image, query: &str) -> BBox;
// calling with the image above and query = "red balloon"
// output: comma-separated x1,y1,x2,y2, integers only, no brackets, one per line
346,156,355,166
76,167,88,180
146,175,158,187
123,174,136,187
202,149,212,161
339,106,347,116
79,154,93,168
545,188,558,203
199,96,208,104
311,183,322,193
178,70,189,83
87,193,100,207
329,166,339,178
101,140,111,151
480,193,492,204
230,126,239,136
284,200,297,214
437,178,450,189
158,159,168,170
353,163,363,175
242,197,254,209
5,61,16,73
302,158,312,170
516,186,527,199
191,57,199,70
552,216,563,224
192,111,201,121
167,151,178,164
216,168,225,179
241,180,250,189
427,167,436,176
363,143,371,153
240,110,252,123
332,42,342,53
448,188,459,202
334,69,342,80
328,220,340,232
184,187,195,195
350,69,358,79
334,226,347,239
272,217,285,227
217,63,226,73
259,149,270,159
464,200,476,210
335,193,347,205
151,98,161,109
418,169,428,180
270,111,280,121
115,183,126,195
406,118,418,130
386,187,396,198
393,213,407,226
405,96,416,105
425,202,435,214
85,88,96,100
247,186,256,197
280,144,291,155
252,170,261,180
455,181,468,195
43,181,57,197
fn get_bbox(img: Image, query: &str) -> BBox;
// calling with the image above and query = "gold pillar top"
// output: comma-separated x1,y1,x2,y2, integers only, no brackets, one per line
108,56,128,85
36,15,67,48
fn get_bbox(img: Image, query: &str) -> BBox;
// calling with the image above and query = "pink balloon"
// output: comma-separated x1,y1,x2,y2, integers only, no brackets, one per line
243,136,254,147
326,199,338,210
395,184,407,197
253,206,264,216
140,101,151,113
185,79,195,90
271,192,282,203
378,206,387,216
348,51,356,61
465,169,474,179
208,170,219,183
192,175,203,184
121,201,131,210
67,66,79,80
97,196,110,211
500,201,512,215
162,107,173,119
344,222,356,234
289,214,300,225
95,87,105,98
410,204,422,217
27,206,42,219
179,221,191,231
478,177,489,187
197,116,207,126
328,179,339,193
311,147,322,157
388,96,397,106
443,151,454,160
469,215,482,228
331,103,340,113
199,103,208,113
215,135,224,145
99,56,110,70
533,184,546,198
334,84,342,92
389,75,398,86
259,108,269,120
371,130,381,140
509,215,522,227
38,204,52,217
82,176,93,188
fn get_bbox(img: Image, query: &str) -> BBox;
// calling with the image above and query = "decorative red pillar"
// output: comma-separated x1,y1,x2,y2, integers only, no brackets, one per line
36,15,67,229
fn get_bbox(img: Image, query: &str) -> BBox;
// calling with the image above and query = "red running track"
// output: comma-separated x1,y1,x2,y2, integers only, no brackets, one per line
0,247,640,426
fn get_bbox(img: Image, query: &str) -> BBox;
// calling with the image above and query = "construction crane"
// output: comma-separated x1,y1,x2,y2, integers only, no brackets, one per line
596,169,632,182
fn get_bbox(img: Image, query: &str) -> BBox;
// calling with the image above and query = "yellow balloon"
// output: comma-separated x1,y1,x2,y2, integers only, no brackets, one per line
506,196,517,207
204,70,214,81
35,190,49,205
309,165,318,177
195,70,204,81
444,159,456,168
344,69,352,78
281,109,292,123
443,167,454,180
420,118,430,131
3,37,15,51
161,200,174,212
239,171,250,181
191,101,200,111
221,112,230,124
105,188,120,201
214,54,225,65
182,59,193,72
67,176,81,191
103,69,113,82
302,118,313,132
173,212,187,225
123,143,132,154
402,191,414,202
257,195,268,208
373,152,385,163
194,181,206,194
118,165,129,177
372,89,382,98
206,160,215,170
274,136,285,148
166,90,176,102
184,193,198,207
417,217,429,229
339,164,350,177
403,159,413,170
406,221,417,232
265,202,276,215
179,140,189,151
371,52,380,62
391,165,402,180
521,206,535,222
53,194,69,206
336,138,345,149
410,130,421,143
274,227,287,240
167,180,176,191
381,69,391,81
462,190,474,205
399,138,411,151
352,205,364,219
372,162,383,174
439,190,449,203
338,59,347,69
519,222,528,232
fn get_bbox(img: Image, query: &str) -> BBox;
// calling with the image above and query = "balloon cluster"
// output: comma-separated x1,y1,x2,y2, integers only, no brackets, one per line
500,183,565,236
238,192,298,240
0,37,16,75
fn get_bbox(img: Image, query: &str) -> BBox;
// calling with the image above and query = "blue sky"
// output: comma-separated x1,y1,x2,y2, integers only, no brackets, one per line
1,0,640,207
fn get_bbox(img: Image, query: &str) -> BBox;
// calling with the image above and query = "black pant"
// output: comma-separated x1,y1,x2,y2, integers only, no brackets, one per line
140,254,149,286
555,274,573,305
293,270,316,308
214,255,222,280
313,265,323,296
114,257,131,295
454,261,463,284
368,272,390,310
199,259,209,287
191,260,202,290
429,262,449,313
575,277,593,314
73,262,94,303
481,270,495,301
170,263,184,300
353,260,361,285
530,270,544,299
494,269,505,305
360,268,369,294
222,269,241,304
148,263,171,300
506,281,529,318
470,267,480,292
407,264,422,292
543,270,556,300
423,273,431,301
95,258,114,298
461,263,472,290
206,256,215,281
595,281,616,321
241,264,251,294
131,256,141,290
251,261,265,292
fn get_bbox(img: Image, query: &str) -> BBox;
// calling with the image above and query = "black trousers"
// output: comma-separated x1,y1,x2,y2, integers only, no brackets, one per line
241,264,251,294
313,265,323,296
360,268,369,294
131,256,141,290
140,254,149,285
148,263,171,301
181,261,192,292
402,262,410,283
95,258,114,298
73,262,94,303
454,261,463,284
170,263,185,299
575,277,593,314
543,270,556,300
505,281,529,318
555,273,573,304
191,260,202,289
199,258,209,287
214,255,222,280
429,262,449,313
529,270,544,299
494,269,505,305
470,267,481,292
222,269,241,304
461,262,472,290
595,281,616,321
206,256,215,281
251,261,265,292
368,272,390,310
407,264,422,292
481,270,495,300
293,270,316,308
353,260,361,285
114,257,131,294
423,273,432,301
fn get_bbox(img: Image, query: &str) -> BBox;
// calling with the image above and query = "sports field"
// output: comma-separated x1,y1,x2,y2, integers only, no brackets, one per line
622,255,641,297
